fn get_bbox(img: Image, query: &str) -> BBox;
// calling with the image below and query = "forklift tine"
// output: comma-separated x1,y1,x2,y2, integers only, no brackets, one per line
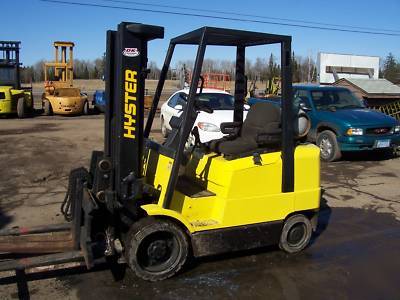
0,251,84,272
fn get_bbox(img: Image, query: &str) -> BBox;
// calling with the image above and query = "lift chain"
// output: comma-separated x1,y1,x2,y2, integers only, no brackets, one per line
61,167,91,222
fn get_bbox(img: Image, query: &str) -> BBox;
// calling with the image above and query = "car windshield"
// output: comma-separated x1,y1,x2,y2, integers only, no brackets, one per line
194,93,234,110
310,90,364,110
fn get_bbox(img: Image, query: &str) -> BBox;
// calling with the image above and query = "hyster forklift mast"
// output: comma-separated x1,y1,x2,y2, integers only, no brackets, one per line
44,41,75,87
0,22,320,283
103,23,163,202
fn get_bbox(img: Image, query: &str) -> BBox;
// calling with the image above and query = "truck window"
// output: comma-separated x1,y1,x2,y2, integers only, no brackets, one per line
311,90,364,110
293,90,311,109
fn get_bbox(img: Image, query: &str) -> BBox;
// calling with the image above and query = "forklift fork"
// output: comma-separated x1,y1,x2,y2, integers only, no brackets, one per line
0,168,98,272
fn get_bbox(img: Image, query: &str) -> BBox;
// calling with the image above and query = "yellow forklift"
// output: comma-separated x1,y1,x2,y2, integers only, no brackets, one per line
0,41,34,118
42,41,89,115
0,22,320,282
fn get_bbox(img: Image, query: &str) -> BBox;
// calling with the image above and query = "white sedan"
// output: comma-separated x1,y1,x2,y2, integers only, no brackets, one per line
160,88,248,143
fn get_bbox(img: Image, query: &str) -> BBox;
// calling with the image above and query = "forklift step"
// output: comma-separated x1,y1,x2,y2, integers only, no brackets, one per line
176,176,216,198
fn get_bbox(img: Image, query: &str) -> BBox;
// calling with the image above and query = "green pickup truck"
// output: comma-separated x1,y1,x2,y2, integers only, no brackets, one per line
248,85,400,162
293,85,400,161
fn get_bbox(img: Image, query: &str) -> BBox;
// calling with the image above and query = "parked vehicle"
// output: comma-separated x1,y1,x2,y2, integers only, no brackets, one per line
92,89,106,113
42,42,88,116
160,88,249,143
247,96,281,106
0,41,33,118
293,85,400,161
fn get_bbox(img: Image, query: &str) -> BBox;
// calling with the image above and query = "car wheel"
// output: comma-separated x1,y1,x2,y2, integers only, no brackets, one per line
125,217,189,281
161,116,168,138
316,130,342,162
279,214,312,253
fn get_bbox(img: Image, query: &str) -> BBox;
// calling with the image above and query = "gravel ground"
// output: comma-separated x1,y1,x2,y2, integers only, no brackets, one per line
0,115,399,299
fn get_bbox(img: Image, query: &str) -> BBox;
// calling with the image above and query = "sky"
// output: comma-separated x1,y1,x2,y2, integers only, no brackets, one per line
2,0,400,68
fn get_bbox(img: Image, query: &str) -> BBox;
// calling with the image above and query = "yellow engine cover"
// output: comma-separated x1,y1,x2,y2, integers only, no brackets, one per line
142,144,320,233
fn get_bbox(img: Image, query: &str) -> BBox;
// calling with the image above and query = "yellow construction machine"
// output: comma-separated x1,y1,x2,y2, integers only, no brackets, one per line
0,23,321,284
42,41,88,115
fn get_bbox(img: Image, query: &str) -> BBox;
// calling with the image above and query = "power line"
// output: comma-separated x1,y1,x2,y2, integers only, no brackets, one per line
40,0,400,37
102,0,400,34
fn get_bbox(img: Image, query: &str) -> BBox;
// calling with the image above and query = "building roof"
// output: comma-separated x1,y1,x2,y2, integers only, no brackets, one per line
336,78,400,95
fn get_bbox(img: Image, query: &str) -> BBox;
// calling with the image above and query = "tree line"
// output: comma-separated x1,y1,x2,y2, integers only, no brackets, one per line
169,53,317,83
20,52,399,84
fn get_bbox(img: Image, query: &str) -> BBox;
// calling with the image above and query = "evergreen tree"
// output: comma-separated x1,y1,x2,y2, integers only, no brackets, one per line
83,66,90,79
382,53,399,83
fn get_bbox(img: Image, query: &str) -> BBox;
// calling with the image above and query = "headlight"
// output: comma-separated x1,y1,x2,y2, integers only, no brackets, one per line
394,125,400,134
346,128,363,136
197,122,220,132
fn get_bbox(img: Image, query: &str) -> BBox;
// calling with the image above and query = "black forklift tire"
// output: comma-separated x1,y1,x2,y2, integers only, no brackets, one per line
44,100,53,116
316,130,342,162
125,217,189,281
279,214,312,254
17,98,26,118
83,101,89,115
161,116,168,138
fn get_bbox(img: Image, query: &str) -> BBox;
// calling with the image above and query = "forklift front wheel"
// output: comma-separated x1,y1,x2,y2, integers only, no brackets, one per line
125,217,189,281
44,99,53,116
83,101,89,115
279,214,312,254
17,98,26,118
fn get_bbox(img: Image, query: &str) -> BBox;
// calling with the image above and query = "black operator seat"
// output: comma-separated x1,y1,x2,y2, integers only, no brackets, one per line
209,102,282,157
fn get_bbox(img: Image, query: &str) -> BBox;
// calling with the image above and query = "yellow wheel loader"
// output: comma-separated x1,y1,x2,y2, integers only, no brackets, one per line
42,41,88,116
0,22,321,283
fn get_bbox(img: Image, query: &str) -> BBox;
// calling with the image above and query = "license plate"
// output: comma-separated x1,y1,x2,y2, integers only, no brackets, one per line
375,139,391,148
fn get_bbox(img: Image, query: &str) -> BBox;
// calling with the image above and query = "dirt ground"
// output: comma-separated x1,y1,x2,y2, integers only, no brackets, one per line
0,114,400,299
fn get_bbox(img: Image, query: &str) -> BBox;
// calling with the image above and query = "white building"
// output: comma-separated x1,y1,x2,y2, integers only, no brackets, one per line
317,52,380,84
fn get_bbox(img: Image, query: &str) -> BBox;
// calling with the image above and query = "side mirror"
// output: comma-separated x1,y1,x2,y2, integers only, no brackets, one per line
299,102,311,111
174,104,183,111
244,104,250,111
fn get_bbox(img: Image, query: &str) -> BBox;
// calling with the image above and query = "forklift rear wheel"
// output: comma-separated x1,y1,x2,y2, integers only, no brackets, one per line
17,98,26,118
279,214,312,253
125,217,189,281
83,101,89,115
44,100,53,116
